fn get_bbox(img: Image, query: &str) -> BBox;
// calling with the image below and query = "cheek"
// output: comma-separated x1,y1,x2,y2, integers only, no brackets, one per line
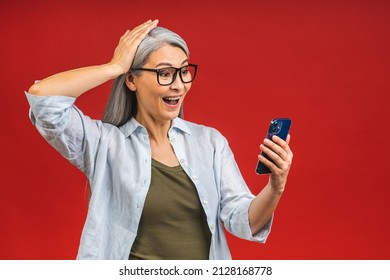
136,81,161,99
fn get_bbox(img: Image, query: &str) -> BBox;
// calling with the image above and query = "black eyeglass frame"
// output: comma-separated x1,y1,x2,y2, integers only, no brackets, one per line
131,63,198,86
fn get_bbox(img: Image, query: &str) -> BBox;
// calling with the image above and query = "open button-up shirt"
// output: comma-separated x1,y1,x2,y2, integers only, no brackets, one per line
26,92,272,259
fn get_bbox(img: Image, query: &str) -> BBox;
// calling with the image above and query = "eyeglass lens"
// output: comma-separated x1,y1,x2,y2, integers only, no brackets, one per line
157,65,196,85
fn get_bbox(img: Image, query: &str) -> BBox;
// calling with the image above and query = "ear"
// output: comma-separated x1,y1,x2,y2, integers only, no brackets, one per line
125,74,137,91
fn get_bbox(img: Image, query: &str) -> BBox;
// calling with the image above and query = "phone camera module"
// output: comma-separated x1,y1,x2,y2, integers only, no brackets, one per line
270,121,282,134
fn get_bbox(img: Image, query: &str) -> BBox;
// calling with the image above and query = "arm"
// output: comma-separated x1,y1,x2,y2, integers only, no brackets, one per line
28,20,158,98
249,134,293,235
26,20,158,176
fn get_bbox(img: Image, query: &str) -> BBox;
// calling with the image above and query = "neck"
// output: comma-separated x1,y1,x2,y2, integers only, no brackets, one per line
135,113,172,144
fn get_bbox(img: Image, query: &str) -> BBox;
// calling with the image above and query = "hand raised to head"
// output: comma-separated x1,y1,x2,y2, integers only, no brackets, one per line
109,19,159,76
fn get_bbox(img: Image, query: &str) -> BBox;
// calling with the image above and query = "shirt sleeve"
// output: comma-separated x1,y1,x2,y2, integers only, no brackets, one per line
25,92,105,178
217,132,273,243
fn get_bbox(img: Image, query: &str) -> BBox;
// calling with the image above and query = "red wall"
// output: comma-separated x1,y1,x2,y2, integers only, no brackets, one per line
1,0,389,259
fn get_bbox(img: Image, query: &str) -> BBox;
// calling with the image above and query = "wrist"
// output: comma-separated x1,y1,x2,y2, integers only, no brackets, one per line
267,182,285,196
103,62,127,79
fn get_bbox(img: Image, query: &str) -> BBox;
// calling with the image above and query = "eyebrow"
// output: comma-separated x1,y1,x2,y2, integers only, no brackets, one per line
155,59,189,68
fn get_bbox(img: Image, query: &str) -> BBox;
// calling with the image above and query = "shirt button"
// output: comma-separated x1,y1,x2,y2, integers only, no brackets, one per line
192,175,198,181
170,138,176,143
202,200,208,205
180,159,185,164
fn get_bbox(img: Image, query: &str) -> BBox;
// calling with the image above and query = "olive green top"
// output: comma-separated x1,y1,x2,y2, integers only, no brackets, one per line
129,159,211,260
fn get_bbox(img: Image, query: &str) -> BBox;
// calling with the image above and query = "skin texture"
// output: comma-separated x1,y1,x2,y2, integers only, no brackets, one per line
27,19,293,236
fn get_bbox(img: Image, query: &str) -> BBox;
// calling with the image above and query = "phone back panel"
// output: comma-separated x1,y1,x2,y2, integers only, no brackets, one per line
256,118,292,174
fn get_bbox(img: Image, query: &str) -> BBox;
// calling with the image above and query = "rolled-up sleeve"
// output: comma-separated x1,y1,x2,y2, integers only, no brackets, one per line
26,92,103,177
218,135,273,243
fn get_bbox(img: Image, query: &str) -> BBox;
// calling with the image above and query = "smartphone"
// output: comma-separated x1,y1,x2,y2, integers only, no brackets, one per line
256,118,292,175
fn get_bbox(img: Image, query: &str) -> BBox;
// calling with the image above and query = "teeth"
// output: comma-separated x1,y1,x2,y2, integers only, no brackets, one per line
164,96,180,100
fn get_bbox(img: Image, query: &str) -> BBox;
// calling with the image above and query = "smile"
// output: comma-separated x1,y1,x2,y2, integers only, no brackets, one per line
162,96,180,106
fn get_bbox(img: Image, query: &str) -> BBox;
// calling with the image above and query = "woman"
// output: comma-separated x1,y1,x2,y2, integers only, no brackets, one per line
26,20,293,259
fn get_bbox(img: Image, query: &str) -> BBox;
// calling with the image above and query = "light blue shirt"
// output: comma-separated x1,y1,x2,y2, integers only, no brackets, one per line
26,92,272,260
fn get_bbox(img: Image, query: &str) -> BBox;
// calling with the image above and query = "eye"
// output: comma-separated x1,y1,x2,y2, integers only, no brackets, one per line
181,66,189,76
158,68,173,79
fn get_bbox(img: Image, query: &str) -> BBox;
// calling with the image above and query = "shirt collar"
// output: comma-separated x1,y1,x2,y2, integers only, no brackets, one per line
119,117,191,138
171,117,191,136
118,118,145,138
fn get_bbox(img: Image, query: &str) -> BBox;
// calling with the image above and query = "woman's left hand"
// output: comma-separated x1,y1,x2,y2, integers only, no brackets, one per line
258,134,293,193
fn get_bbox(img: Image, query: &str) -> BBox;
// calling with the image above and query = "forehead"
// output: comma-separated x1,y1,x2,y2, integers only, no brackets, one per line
145,44,188,67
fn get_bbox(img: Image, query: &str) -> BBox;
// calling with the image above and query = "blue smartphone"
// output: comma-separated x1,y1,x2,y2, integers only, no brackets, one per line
256,118,292,175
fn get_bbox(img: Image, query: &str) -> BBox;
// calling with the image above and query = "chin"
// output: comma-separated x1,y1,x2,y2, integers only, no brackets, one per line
165,112,180,121
163,107,182,119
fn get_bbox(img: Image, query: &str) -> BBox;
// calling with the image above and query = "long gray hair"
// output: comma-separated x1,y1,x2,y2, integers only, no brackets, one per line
102,27,190,127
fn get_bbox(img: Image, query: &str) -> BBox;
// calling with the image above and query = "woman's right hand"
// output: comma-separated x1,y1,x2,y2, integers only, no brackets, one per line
109,19,159,76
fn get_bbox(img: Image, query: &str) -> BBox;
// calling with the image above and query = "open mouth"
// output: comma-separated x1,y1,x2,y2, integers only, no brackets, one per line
162,96,180,106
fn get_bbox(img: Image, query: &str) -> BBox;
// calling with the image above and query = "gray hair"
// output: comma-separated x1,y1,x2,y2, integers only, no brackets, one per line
102,27,190,126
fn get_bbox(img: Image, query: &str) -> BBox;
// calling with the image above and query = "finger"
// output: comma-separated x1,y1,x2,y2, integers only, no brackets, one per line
263,138,288,161
119,19,153,39
286,134,291,145
129,19,153,34
126,19,158,39
133,19,158,41
121,30,130,38
271,135,293,157
260,143,285,170
258,153,279,174
120,20,158,51
116,20,158,55
117,21,151,45
111,20,159,73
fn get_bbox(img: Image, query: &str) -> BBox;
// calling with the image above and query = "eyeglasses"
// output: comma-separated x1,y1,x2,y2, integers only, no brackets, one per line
131,64,198,86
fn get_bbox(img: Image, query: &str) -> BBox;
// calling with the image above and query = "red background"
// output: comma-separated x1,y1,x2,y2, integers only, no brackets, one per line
1,0,389,259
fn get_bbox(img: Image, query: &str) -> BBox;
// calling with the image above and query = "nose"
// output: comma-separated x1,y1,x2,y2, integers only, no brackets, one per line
169,72,185,91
